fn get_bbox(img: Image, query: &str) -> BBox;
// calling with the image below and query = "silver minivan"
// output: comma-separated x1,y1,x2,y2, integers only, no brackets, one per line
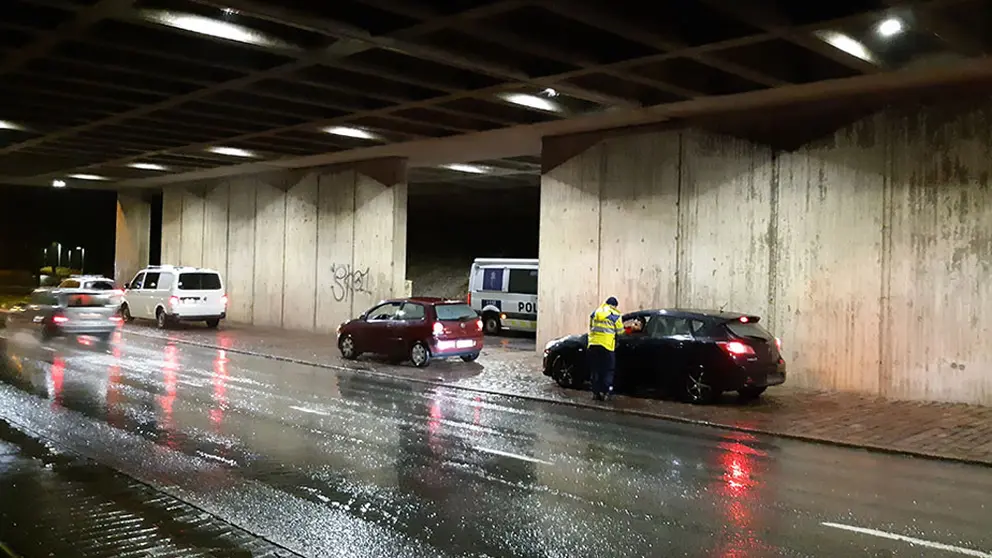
4,288,121,341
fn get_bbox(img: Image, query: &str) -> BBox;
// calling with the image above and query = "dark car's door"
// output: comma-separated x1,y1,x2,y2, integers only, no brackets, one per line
356,302,402,354
387,302,426,356
642,316,709,390
614,313,651,389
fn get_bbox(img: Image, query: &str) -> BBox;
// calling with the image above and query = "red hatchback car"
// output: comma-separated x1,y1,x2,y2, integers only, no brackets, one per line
337,298,484,367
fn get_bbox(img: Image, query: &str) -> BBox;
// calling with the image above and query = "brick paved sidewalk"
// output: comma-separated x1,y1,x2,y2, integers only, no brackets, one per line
124,322,992,466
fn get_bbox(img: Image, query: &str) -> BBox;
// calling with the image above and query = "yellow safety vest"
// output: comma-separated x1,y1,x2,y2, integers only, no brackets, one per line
588,303,624,351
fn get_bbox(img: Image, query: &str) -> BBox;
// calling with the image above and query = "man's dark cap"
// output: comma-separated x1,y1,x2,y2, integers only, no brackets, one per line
606,297,618,307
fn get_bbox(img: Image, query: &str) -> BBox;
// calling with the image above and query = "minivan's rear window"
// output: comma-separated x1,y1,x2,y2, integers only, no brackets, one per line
435,304,477,321
177,273,222,290
727,321,774,340
85,281,115,290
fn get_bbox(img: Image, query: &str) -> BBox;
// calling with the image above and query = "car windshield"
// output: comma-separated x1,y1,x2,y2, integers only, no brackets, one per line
435,303,477,321
727,321,774,341
61,293,112,307
85,281,114,290
177,273,222,290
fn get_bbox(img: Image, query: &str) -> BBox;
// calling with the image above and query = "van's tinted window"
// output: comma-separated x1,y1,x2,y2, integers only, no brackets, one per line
178,273,222,290
508,269,538,295
727,321,774,341
143,272,161,289
435,304,477,321
130,273,145,290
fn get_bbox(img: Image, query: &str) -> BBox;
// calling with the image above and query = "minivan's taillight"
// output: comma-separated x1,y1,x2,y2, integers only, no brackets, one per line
467,292,472,305
169,296,180,307
432,321,444,336
775,337,782,351
221,294,229,307
718,341,755,356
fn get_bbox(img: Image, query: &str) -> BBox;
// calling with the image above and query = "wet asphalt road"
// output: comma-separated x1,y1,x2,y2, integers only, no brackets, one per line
0,329,989,557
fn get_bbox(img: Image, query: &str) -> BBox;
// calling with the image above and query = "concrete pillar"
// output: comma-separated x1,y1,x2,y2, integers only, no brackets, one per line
539,104,992,405
157,158,408,332
114,193,150,284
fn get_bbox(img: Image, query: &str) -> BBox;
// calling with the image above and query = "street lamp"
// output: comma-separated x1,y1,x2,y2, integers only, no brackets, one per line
76,246,85,273
55,242,62,268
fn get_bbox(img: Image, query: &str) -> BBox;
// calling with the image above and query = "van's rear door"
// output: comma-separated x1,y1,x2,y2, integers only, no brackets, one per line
176,272,224,313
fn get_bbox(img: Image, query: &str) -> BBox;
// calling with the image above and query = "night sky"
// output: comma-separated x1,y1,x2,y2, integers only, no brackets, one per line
0,185,119,278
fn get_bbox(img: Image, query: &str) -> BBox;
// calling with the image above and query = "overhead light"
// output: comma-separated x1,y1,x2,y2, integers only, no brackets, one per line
128,162,168,171
877,18,904,38
814,30,877,64
68,174,108,181
441,163,490,174
497,92,562,112
207,146,256,158
0,120,23,130
323,126,379,140
51,179,66,188
140,9,289,49
542,88,559,97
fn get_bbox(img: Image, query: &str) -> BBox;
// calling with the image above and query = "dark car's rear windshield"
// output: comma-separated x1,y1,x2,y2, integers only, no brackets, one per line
435,303,477,321
726,321,774,340
177,273,222,290
61,293,112,307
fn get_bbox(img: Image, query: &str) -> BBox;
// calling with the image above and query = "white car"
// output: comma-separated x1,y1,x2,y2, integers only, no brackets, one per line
58,275,124,309
121,265,227,329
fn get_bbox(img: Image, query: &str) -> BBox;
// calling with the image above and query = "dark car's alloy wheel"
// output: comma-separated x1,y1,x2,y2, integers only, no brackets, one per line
684,368,716,404
410,342,431,368
339,335,358,360
552,356,580,389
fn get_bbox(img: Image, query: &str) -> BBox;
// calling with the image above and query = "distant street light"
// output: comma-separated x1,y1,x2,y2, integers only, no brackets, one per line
76,246,86,273
55,242,62,268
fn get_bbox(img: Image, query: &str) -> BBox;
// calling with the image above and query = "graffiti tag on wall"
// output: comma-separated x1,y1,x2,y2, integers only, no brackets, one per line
331,263,372,302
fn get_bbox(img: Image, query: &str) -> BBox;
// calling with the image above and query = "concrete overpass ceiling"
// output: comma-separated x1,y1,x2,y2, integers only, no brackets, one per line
0,0,987,189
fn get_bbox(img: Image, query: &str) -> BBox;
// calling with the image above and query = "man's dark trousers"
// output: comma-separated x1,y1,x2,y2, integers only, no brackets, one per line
588,345,615,396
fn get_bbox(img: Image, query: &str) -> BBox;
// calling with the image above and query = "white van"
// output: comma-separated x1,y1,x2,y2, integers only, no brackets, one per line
468,258,538,334
121,265,227,329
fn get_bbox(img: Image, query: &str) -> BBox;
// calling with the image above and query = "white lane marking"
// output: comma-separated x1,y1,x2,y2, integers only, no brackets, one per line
473,445,552,465
290,405,333,416
823,522,992,557
196,451,238,467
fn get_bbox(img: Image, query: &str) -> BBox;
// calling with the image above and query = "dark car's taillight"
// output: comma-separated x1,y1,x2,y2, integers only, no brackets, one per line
52,314,69,325
718,340,755,357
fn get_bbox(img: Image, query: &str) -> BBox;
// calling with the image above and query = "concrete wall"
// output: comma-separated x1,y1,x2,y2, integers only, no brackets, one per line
161,164,408,331
114,193,151,284
539,104,992,405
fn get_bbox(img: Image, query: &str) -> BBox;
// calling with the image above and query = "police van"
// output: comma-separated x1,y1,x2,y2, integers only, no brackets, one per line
468,258,538,335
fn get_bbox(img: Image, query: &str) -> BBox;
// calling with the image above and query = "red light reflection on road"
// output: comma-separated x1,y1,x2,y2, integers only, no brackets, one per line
210,349,229,428
710,437,773,558
106,345,123,427
160,344,179,448
50,356,65,406
472,395,482,427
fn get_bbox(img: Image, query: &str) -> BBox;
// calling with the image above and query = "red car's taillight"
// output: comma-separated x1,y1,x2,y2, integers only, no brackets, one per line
476,318,483,331
432,321,444,336
719,340,755,356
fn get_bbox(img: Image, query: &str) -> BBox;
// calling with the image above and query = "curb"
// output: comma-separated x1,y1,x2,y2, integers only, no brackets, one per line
126,330,992,469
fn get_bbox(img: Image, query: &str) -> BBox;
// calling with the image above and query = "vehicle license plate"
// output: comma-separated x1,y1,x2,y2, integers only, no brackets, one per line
456,340,475,349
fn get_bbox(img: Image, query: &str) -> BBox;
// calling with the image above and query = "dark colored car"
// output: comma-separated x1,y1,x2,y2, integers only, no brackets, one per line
542,309,786,404
337,298,484,367
4,289,122,341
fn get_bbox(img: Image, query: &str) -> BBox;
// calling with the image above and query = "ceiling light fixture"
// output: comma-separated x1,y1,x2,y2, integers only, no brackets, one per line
497,92,562,112
51,179,66,188
207,146,256,158
323,126,379,140
542,88,559,97
441,163,490,174
68,174,108,181
128,162,168,171
877,17,904,38
0,120,23,130
140,9,288,49
814,30,878,64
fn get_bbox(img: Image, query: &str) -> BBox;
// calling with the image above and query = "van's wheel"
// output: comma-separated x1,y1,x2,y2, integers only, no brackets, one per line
120,304,133,323
339,334,360,360
155,308,169,329
410,341,431,368
552,356,581,389
205,318,220,329
683,366,717,404
483,313,501,335
738,386,766,401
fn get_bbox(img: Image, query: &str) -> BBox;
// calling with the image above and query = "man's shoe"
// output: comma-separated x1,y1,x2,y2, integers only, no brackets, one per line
592,392,604,401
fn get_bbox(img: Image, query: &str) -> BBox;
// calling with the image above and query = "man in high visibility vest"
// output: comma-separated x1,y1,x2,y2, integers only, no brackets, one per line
588,296,624,401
